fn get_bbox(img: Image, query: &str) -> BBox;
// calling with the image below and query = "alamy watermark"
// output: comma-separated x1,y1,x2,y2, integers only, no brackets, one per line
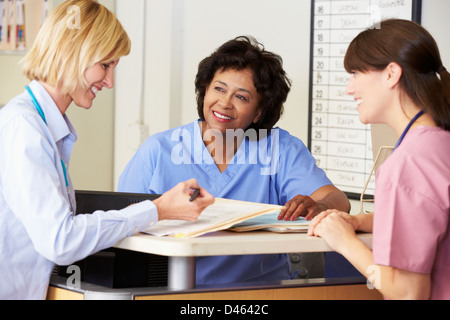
66,265,81,290
368,5,382,29
366,265,381,290
170,127,280,176
66,5,81,30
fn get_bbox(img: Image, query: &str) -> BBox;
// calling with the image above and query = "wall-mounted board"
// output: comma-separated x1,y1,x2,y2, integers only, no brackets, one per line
308,0,422,199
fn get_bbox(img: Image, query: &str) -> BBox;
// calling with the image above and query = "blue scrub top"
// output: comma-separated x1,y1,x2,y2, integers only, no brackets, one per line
119,120,332,285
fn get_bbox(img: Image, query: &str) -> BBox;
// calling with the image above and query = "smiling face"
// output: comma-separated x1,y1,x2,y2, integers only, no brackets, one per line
202,68,260,134
345,69,391,125
70,59,119,110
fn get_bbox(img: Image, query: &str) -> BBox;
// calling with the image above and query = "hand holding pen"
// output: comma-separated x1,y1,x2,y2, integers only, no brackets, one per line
153,179,215,221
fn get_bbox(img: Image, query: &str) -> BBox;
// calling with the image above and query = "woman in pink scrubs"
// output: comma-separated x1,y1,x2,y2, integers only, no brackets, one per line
308,19,450,300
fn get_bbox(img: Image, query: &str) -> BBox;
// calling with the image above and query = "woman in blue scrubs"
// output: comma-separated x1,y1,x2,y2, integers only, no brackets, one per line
119,36,350,285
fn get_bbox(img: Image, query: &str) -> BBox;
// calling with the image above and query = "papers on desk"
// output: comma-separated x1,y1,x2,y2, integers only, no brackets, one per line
144,198,311,238
229,212,310,233
143,198,283,238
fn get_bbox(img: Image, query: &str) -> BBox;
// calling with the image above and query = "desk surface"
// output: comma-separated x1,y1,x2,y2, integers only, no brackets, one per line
115,199,373,258
114,230,372,257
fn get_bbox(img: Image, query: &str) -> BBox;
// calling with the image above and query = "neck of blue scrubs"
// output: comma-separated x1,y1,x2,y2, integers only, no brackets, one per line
25,85,70,189
394,110,424,149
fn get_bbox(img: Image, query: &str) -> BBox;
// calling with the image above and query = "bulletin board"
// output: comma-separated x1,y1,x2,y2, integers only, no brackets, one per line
0,0,49,52
308,0,422,199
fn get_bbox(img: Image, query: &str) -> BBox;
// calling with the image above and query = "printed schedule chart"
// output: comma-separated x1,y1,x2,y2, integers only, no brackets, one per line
309,0,419,197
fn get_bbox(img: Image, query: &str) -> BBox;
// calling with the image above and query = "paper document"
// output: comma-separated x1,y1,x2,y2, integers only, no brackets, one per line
229,212,310,233
144,198,283,238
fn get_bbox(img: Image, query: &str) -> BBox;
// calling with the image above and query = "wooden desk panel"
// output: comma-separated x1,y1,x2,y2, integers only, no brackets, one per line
136,284,382,300
47,283,383,300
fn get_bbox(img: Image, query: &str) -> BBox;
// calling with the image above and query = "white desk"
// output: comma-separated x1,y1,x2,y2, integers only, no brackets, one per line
48,199,378,299
112,198,373,290
113,230,372,290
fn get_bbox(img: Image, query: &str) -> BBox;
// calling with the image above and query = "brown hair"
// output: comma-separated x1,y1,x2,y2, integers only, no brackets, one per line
344,19,450,131
195,36,291,132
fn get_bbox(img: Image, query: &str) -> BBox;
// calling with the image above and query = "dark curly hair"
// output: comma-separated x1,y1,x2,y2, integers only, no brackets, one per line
195,36,292,133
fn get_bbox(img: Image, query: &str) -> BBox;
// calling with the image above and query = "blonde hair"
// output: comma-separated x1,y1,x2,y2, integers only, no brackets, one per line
21,0,131,94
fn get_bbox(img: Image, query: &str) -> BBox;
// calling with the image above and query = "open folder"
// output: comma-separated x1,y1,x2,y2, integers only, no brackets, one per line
229,212,310,233
143,198,307,238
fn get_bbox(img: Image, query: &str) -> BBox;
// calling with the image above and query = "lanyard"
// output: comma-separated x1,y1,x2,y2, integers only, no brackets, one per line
25,85,70,189
394,110,424,149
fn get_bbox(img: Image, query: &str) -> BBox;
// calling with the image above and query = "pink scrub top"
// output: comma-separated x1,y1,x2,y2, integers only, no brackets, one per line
373,126,450,300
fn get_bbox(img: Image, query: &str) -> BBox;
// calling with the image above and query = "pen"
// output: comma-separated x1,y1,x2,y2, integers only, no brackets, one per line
189,189,200,202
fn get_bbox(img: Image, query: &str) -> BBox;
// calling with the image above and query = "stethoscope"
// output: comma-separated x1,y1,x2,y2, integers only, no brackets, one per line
394,110,424,149
25,85,70,189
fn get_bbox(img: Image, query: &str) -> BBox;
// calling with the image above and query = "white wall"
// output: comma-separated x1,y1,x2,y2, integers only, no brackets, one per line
422,0,450,65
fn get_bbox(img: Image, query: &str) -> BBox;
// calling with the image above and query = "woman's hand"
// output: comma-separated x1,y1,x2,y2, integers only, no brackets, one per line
308,209,359,234
153,179,215,221
278,195,327,221
278,185,351,221
307,210,357,254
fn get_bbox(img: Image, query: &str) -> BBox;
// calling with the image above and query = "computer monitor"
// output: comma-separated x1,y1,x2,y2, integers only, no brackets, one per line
370,123,397,171
75,190,160,215
55,190,167,289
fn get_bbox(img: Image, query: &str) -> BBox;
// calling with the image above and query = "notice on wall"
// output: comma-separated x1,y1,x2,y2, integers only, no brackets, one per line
309,0,420,198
